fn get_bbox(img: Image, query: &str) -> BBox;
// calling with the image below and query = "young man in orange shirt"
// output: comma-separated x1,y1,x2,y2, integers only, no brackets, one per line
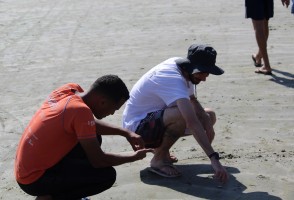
15,75,152,200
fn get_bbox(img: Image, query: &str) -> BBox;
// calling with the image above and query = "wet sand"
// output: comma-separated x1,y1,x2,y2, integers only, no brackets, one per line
0,0,293,199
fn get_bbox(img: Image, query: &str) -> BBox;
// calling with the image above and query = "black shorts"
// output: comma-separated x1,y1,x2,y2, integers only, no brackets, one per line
135,110,165,148
245,0,274,20
18,135,116,199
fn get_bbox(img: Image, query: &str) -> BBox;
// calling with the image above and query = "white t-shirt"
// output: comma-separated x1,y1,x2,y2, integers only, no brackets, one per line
122,57,195,132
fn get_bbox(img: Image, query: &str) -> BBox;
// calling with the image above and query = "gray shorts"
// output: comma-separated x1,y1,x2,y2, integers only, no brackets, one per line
135,110,165,148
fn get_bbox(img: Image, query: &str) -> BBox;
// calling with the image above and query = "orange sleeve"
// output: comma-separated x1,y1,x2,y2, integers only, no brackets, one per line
63,96,97,139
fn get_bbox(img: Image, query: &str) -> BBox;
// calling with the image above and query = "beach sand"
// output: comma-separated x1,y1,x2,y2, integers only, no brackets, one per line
0,0,293,199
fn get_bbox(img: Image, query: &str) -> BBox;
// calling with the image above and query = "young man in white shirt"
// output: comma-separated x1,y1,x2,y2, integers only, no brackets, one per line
123,44,228,183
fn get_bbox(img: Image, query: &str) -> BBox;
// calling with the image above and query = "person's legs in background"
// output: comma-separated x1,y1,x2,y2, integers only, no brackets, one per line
252,19,272,74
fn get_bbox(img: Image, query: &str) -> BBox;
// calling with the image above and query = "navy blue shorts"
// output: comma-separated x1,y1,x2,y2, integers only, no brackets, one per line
135,110,165,148
245,0,274,20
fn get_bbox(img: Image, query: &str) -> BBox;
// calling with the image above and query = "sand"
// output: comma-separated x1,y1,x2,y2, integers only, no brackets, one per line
0,0,293,199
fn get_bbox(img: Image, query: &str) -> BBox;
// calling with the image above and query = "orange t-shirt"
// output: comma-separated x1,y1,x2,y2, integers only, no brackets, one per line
15,83,97,184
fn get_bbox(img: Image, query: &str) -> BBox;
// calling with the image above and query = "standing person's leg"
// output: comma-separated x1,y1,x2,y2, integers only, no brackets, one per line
252,19,272,74
251,20,267,67
246,0,264,67
251,19,264,67
246,0,273,75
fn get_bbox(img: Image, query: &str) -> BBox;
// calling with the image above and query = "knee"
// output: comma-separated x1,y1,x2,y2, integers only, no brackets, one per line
109,167,117,185
88,167,117,196
100,167,116,192
205,108,216,125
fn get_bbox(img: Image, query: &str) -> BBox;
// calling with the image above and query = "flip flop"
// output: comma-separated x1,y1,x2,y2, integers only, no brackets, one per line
252,55,263,67
255,69,272,75
148,164,181,178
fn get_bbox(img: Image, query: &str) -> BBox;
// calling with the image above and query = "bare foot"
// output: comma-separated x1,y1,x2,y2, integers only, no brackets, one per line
255,68,272,75
152,149,178,163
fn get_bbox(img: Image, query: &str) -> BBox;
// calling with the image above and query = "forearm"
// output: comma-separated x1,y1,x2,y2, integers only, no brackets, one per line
177,98,215,157
95,119,145,151
186,122,215,157
96,152,138,167
95,118,130,137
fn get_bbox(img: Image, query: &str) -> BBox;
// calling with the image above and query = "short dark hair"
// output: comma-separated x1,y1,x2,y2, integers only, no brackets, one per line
90,75,129,102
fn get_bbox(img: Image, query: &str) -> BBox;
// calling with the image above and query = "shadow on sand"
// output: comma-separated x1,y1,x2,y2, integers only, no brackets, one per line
269,69,294,89
140,164,282,200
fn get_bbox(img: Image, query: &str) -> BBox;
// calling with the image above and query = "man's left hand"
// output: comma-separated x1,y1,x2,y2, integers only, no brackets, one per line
211,158,229,183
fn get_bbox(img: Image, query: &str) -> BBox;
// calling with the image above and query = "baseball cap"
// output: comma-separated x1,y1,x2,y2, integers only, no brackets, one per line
175,44,224,75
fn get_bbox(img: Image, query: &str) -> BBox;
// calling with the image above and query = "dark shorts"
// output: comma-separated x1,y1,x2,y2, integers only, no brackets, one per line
245,0,274,20
135,110,165,148
18,135,116,199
